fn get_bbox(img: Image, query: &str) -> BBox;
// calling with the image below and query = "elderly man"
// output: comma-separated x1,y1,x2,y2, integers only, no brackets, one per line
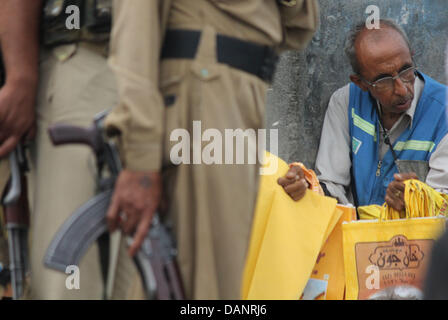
279,19,448,211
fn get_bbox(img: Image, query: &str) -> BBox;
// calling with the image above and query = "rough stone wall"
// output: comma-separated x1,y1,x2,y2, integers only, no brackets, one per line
266,0,448,168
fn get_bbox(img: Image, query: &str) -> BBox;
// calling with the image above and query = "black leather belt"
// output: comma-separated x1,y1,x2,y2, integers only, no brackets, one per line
161,29,279,83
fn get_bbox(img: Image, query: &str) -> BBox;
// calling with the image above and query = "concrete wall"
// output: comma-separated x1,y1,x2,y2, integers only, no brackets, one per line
266,0,448,168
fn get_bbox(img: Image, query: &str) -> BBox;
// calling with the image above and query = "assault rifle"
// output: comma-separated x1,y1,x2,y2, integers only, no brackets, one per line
2,144,30,300
43,111,184,300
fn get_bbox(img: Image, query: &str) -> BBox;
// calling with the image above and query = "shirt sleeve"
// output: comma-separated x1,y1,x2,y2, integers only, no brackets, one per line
315,84,354,205
105,0,165,171
426,134,448,194
277,0,320,52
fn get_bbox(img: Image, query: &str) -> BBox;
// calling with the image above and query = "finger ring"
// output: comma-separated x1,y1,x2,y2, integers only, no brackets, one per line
395,191,401,197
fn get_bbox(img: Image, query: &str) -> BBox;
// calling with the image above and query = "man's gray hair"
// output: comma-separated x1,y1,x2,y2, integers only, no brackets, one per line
344,19,413,75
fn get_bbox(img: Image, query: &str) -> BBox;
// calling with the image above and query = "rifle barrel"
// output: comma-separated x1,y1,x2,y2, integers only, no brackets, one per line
7,228,25,300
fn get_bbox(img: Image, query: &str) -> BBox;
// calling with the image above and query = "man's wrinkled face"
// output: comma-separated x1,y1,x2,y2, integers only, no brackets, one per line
355,27,415,115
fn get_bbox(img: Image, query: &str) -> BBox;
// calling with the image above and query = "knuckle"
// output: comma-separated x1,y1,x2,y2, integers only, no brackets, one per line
106,207,117,219
125,224,136,235
134,201,146,213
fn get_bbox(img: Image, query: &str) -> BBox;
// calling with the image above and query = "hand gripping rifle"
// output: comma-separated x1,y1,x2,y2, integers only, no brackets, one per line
43,111,184,300
2,144,30,300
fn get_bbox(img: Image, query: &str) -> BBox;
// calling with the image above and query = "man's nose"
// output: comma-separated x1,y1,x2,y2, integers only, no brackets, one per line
393,78,408,97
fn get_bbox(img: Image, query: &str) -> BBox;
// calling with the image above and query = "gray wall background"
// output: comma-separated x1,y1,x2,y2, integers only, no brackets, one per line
266,0,448,169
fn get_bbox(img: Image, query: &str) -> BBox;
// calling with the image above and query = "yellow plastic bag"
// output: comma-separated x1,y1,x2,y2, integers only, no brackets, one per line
343,217,445,300
302,205,357,300
241,152,341,300
343,179,447,300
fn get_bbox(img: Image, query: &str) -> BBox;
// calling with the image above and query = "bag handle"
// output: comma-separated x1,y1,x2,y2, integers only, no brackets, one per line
380,180,413,221
380,179,446,221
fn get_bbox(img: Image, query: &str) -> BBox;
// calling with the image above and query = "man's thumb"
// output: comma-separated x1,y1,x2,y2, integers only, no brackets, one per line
286,165,301,179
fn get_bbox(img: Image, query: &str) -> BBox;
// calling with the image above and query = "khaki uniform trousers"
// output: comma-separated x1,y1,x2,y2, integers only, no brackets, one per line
27,43,143,299
161,26,268,299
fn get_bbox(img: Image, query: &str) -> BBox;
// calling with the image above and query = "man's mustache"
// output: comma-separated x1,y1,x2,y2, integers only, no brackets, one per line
395,94,413,106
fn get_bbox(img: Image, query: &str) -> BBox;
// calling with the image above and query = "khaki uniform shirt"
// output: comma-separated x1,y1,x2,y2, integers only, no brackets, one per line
106,0,319,171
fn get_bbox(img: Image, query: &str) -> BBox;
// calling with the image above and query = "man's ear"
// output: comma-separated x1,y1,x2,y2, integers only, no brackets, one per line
350,74,369,92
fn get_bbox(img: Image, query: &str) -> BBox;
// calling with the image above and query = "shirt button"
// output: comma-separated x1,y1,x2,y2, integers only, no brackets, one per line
201,69,209,78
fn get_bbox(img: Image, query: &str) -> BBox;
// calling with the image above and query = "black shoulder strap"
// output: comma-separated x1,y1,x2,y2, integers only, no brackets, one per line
375,103,399,163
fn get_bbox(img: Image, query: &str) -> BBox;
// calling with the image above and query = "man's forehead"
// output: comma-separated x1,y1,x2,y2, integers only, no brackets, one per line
358,24,406,44
356,27,412,75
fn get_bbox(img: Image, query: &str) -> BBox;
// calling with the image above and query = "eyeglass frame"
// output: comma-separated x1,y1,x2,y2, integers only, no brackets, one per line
360,66,418,91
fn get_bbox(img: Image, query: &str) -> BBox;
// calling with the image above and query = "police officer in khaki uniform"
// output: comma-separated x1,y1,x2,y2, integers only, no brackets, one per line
1,0,142,299
105,0,319,299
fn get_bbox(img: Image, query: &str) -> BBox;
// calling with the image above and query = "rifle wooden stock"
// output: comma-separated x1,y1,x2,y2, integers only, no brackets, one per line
132,222,185,300
164,260,184,299
148,245,171,299
144,217,185,300
4,206,28,227
4,177,30,227
149,249,184,300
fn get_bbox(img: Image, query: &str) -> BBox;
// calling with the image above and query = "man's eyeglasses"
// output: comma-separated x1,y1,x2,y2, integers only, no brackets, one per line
362,66,417,92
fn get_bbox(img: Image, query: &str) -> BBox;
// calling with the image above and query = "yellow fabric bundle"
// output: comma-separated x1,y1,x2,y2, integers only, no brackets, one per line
357,204,382,220
358,179,448,220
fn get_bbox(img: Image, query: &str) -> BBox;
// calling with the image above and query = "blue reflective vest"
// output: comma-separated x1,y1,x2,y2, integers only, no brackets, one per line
348,72,448,206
